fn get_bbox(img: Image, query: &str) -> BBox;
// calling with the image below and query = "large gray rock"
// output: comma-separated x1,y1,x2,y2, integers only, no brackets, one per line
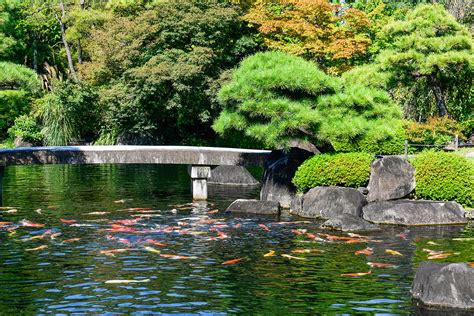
225,199,280,215
321,214,380,232
290,193,304,213
363,200,467,225
367,156,415,202
260,148,313,209
412,262,474,310
293,186,367,219
208,165,259,186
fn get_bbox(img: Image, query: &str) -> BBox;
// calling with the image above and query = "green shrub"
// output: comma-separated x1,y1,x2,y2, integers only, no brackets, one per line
411,152,473,207
0,90,30,139
7,115,43,144
293,153,374,193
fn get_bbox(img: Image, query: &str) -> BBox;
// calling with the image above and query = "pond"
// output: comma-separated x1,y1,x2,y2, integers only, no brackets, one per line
0,165,472,314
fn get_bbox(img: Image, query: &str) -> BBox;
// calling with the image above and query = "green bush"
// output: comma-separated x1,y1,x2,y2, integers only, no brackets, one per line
0,90,30,138
411,152,473,207
293,153,374,193
7,115,43,144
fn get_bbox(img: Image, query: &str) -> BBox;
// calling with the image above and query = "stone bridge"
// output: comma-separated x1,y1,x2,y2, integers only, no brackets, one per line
0,146,271,202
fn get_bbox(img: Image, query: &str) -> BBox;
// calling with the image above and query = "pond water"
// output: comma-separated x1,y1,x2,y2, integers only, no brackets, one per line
0,165,472,315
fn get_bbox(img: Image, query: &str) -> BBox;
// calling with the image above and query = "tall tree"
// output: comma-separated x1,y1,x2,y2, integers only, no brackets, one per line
376,3,473,120
56,0,77,80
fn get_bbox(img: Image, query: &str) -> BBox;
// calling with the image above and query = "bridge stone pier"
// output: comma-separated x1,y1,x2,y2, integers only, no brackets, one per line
0,146,271,203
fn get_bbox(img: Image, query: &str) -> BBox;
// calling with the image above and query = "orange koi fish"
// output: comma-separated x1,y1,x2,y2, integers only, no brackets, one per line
222,258,242,265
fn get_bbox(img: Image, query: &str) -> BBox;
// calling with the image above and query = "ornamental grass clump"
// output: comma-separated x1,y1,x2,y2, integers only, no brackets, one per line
293,153,373,193
411,152,473,207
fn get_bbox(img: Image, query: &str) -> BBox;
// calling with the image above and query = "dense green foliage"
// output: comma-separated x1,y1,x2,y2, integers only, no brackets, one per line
7,114,42,144
293,153,373,192
214,51,403,152
35,81,99,145
411,152,474,207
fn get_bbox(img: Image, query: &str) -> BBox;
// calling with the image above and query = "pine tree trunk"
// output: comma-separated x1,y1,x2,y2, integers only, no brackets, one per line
428,74,449,117
56,1,77,81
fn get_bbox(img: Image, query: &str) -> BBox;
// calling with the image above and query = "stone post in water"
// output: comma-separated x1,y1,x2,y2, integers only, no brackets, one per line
190,166,211,200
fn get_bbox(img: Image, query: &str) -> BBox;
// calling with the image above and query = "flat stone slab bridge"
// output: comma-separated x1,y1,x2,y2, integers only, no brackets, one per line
0,146,271,202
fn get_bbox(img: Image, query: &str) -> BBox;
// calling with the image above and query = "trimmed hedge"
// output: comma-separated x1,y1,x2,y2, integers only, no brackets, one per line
411,152,473,207
293,153,373,193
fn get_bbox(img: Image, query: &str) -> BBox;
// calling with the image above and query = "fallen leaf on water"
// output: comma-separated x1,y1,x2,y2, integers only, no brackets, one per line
281,254,307,261
26,245,48,251
355,247,373,256
34,209,42,215
143,246,161,254
341,270,372,277
292,249,323,254
385,249,403,256
427,241,440,246
63,238,81,243
20,220,45,227
105,279,150,284
222,258,242,265
264,250,275,257
428,253,453,260
367,262,396,268
60,218,77,224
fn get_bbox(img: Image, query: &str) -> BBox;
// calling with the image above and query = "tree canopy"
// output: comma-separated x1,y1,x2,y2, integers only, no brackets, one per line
213,51,403,153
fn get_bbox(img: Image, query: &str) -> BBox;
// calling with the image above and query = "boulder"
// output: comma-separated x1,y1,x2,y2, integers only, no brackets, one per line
260,148,313,208
208,165,259,186
412,262,474,310
363,200,467,225
293,186,367,219
290,193,304,213
367,156,415,202
225,199,280,215
321,214,380,232
14,137,33,148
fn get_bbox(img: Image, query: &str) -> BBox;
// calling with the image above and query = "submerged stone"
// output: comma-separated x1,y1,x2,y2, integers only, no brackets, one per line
363,200,467,225
225,199,280,215
293,186,367,219
321,214,380,232
412,262,474,310
367,156,415,202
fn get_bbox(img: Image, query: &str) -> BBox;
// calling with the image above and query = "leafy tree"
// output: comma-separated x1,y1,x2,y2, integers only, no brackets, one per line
81,0,258,144
244,0,372,73
213,51,403,153
376,4,473,120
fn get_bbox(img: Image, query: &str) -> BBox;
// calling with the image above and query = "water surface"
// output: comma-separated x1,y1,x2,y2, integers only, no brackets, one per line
0,165,472,314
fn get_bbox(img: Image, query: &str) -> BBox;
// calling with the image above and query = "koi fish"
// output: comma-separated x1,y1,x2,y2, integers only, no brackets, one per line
367,262,396,268
160,254,196,260
143,239,167,247
114,199,133,204
207,209,219,214
258,224,270,231
113,219,140,226
341,271,372,277
385,249,403,256
20,220,45,227
60,218,77,224
50,233,62,239
291,229,307,235
105,279,150,284
281,254,307,260
222,258,242,265
427,241,440,245
264,250,276,257
0,222,13,226
428,253,453,260
233,223,242,229
355,247,373,256
398,233,408,239
85,212,110,215
106,224,137,233
26,245,48,251
63,238,81,243
143,246,161,254
100,248,130,256
292,249,323,254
